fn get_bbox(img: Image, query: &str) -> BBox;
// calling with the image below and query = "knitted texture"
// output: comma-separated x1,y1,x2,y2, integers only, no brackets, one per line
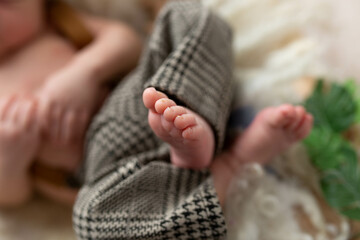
73,1,233,239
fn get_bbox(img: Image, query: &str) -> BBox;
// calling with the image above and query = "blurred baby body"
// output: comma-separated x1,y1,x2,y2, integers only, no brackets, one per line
0,28,82,171
0,0,83,206
0,32,75,97
0,0,142,206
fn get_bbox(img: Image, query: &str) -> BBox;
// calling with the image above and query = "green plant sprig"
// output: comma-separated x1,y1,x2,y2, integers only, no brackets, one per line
303,79,360,220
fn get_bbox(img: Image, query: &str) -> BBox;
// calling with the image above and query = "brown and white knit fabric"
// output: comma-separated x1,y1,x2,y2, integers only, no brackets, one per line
73,1,233,239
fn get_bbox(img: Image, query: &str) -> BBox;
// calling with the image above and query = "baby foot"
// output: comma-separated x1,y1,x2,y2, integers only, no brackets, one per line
143,87,215,169
230,104,313,164
0,95,40,205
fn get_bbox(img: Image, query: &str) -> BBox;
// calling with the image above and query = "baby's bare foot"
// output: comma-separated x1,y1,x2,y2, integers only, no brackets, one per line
231,104,313,165
143,87,214,169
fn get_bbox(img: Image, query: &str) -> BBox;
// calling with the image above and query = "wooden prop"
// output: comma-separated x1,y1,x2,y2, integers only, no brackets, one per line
47,0,94,49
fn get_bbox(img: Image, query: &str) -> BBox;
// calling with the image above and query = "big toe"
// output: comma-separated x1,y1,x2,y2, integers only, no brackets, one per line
268,104,296,128
143,87,168,111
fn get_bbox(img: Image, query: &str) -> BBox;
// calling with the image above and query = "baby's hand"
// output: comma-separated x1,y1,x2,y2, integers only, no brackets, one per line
37,70,108,145
0,95,40,173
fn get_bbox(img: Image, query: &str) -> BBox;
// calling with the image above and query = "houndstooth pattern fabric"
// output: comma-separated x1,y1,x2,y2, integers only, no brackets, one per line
73,1,233,239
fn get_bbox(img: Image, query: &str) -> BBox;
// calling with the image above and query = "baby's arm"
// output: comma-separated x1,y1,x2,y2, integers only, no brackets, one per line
38,14,142,144
62,13,143,86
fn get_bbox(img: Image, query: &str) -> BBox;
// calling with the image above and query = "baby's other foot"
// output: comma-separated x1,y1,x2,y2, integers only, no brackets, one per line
143,87,215,169
231,104,313,164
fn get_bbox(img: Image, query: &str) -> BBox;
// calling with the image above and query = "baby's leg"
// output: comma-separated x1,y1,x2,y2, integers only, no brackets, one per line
230,104,313,166
0,96,40,206
143,87,215,169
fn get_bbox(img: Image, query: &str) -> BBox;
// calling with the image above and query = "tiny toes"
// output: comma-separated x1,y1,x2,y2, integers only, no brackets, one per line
163,106,187,121
143,87,168,111
277,105,296,126
182,125,202,140
268,105,295,127
160,116,175,133
286,106,306,130
280,105,296,118
155,98,176,114
174,114,196,130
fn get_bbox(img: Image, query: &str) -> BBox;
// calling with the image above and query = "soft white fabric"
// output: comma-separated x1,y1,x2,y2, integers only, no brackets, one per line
203,0,328,110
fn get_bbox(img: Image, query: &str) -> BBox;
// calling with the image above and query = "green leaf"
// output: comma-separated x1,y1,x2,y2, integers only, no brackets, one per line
320,151,360,220
344,79,360,123
355,98,360,123
344,78,357,96
303,127,352,170
304,80,356,132
303,78,360,221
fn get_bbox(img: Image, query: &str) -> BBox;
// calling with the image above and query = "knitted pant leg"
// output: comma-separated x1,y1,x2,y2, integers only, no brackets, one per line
73,1,233,239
